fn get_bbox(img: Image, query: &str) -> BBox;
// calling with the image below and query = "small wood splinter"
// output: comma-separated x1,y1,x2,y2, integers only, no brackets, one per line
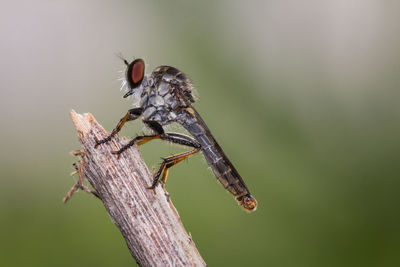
63,150,100,203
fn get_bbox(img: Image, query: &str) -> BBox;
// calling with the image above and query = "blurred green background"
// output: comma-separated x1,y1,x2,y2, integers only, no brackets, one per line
1,0,399,266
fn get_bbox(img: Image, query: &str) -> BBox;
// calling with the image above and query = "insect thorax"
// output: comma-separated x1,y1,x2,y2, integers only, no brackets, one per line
139,66,195,125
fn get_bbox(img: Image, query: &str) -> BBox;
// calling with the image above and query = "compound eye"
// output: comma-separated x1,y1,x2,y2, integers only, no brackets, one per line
132,59,144,83
127,59,145,88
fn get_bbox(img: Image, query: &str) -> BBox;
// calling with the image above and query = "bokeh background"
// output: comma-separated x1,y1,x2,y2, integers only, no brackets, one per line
1,0,399,266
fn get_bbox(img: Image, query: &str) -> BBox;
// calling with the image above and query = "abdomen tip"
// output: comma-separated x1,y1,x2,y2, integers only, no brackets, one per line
237,194,258,211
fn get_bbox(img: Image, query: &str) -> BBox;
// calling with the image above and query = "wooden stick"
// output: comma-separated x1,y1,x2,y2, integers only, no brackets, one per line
66,110,206,267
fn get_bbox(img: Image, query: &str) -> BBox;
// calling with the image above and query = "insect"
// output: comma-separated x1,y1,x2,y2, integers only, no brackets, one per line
95,58,257,211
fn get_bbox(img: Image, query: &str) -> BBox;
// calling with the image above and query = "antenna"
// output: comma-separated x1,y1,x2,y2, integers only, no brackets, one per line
115,52,130,66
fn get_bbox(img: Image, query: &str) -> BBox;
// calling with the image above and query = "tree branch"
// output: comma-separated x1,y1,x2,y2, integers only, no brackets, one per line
65,110,206,267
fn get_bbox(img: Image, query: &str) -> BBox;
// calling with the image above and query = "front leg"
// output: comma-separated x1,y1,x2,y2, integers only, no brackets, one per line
94,108,143,148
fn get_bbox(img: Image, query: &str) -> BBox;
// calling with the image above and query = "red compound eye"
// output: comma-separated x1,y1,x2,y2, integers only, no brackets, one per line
126,59,145,89
132,60,144,83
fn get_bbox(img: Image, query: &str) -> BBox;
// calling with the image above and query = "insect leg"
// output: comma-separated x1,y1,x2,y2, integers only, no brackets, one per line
94,108,143,147
111,120,201,188
110,120,165,158
112,135,161,158
145,120,202,149
147,146,201,189
144,121,202,188
111,121,200,158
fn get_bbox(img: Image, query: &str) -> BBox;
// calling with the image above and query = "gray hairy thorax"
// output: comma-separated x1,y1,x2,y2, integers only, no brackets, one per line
138,65,196,126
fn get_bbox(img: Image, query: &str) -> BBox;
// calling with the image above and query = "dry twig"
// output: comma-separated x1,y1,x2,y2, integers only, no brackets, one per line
65,110,205,267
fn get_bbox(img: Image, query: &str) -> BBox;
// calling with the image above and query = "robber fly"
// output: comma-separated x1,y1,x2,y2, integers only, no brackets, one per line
95,58,257,211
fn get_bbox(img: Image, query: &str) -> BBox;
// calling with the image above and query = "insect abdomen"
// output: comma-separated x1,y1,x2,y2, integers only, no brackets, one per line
181,108,257,211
